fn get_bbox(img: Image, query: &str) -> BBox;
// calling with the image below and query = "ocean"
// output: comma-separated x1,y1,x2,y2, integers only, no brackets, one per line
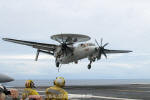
4,79,150,87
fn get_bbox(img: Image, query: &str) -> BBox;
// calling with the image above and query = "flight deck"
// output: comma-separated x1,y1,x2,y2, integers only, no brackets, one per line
7,84,150,100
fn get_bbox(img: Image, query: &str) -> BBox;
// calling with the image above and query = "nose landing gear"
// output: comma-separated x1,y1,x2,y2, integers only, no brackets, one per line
56,61,62,72
55,58,61,72
56,62,60,67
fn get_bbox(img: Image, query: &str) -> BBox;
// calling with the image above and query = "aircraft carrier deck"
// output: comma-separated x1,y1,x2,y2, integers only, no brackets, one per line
7,84,150,100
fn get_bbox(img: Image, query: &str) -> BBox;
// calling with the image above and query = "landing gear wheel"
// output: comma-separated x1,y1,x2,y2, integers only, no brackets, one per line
87,64,91,69
56,62,60,67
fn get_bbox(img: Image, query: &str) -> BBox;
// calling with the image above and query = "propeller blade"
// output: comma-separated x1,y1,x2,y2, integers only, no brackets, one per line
95,39,100,47
65,37,72,43
101,38,103,46
55,38,62,44
61,44,71,56
101,49,107,59
97,54,101,60
95,38,108,60
35,49,40,61
61,33,65,43
55,34,74,56
66,42,73,45
103,43,109,47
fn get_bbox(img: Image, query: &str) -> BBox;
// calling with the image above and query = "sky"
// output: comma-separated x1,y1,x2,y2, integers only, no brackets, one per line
0,0,150,80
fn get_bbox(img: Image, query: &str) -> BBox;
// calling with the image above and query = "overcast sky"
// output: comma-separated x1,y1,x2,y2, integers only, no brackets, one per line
0,0,150,80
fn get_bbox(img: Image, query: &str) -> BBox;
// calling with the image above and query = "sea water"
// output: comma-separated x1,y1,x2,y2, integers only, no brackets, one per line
4,79,150,87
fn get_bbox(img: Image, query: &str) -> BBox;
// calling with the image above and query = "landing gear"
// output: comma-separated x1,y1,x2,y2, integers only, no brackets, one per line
87,60,92,69
56,62,61,72
56,62,60,67
87,56,96,69
88,64,91,69
74,61,78,64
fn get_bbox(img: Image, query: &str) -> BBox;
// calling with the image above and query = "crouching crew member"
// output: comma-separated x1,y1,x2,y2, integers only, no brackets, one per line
0,85,19,100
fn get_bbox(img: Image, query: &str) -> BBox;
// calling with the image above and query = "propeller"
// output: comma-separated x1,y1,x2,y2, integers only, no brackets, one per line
95,38,109,60
55,34,73,56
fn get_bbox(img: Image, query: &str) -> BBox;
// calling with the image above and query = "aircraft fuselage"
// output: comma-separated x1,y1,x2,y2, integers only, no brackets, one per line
56,43,97,64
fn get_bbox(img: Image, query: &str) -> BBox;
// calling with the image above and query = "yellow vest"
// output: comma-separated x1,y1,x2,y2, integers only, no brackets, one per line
22,88,39,100
45,85,68,100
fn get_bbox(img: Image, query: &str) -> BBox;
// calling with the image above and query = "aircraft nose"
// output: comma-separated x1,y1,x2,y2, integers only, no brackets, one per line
0,74,14,83
7,76,14,82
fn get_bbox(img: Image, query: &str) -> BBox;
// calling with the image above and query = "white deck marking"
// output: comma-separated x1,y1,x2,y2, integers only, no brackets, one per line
25,90,142,100
37,91,45,92
138,87,150,89
118,89,150,93
68,94,141,100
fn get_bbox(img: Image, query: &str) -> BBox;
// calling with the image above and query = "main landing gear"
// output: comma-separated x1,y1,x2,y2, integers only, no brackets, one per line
88,64,91,69
87,57,96,70
87,61,92,69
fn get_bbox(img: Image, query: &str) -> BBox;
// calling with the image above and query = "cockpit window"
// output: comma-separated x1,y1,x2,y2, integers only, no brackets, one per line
79,43,95,47
80,44,86,47
87,43,95,46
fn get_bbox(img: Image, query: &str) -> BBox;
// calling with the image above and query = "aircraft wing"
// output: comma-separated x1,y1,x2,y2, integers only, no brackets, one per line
2,38,57,52
104,49,132,54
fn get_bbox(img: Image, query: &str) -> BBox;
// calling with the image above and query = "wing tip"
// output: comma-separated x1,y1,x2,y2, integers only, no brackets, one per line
2,38,7,41
124,50,132,53
128,50,133,52
2,38,12,41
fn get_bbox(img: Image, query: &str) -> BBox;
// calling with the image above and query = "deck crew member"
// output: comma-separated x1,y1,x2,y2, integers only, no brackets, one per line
45,77,68,100
22,80,39,100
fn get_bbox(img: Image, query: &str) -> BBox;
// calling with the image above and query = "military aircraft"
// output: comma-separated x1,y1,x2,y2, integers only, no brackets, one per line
3,34,132,69
0,74,14,83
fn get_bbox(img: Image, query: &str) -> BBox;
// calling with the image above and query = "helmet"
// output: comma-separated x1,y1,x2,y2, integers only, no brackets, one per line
54,77,65,87
25,80,35,88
